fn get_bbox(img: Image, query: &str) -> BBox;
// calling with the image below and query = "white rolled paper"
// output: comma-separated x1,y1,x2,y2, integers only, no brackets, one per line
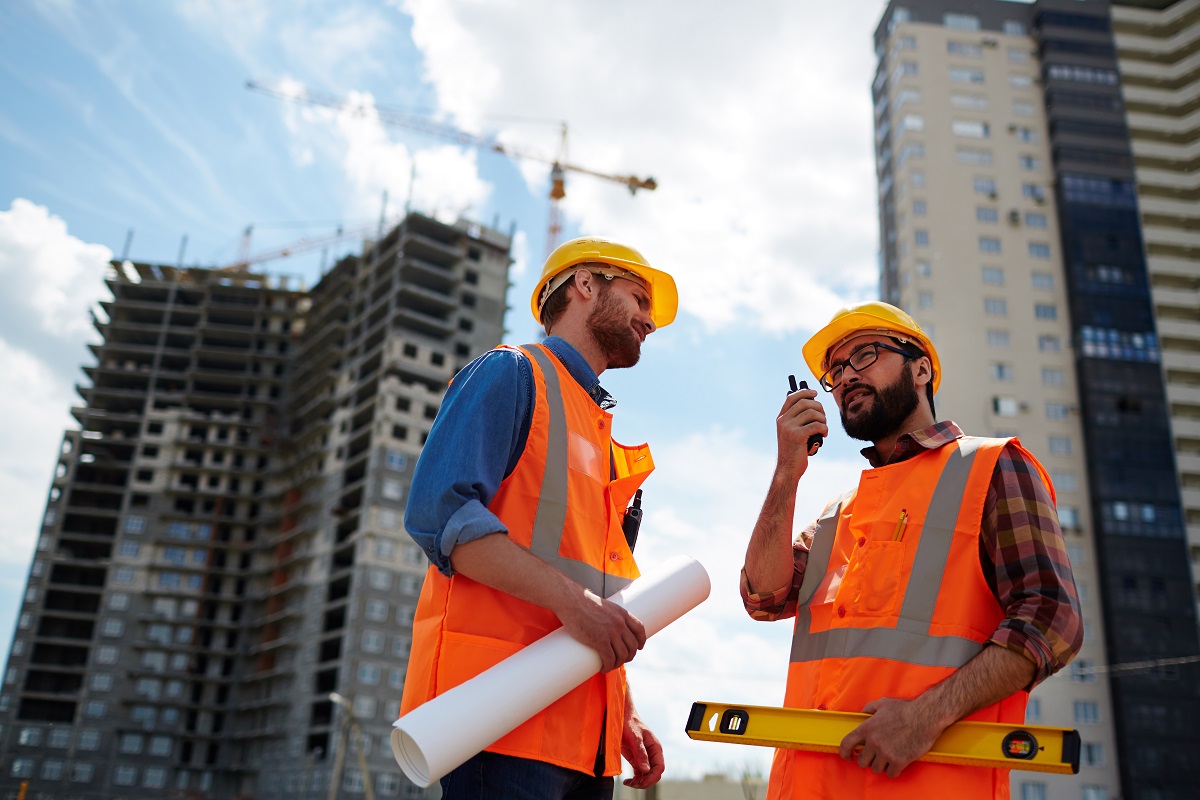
390,555,711,787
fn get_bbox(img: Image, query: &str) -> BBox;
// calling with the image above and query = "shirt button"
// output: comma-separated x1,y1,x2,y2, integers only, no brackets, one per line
598,420,606,430
857,537,866,548
817,704,827,711
609,551,621,562
837,606,846,618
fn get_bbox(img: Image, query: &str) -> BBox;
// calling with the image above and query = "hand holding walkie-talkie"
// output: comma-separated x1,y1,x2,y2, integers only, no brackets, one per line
788,375,823,455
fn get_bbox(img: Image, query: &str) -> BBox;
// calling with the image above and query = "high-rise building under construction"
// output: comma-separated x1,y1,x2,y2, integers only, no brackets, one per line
0,212,512,799
871,1,1200,799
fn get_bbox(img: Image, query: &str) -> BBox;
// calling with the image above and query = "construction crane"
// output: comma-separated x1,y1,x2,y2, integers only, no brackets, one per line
245,79,657,254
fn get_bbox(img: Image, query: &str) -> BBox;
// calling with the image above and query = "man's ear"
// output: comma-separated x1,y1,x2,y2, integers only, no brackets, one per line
569,269,595,300
912,355,933,388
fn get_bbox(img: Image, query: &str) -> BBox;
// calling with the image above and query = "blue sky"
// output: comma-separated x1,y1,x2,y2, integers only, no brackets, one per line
0,0,893,779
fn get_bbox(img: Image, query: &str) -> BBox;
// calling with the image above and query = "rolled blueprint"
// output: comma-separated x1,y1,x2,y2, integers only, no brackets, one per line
390,555,711,787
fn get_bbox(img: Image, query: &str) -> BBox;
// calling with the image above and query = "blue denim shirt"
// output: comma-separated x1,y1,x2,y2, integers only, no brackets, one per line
405,336,615,577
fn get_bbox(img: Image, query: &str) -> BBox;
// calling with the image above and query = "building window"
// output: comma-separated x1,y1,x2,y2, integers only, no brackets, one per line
956,147,993,165
1074,701,1100,725
84,701,106,718
375,538,396,560
1043,369,1066,387
915,260,932,277
1025,212,1047,228
150,736,172,756
114,765,138,786
353,696,377,719
977,207,998,223
380,772,402,796
49,728,70,748
366,600,388,622
914,230,929,246
947,40,982,57
144,767,168,789
953,120,989,138
1032,274,1054,291
117,541,141,558
91,673,113,691
78,730,100,750
1026,697,1042,723
72,762,94,782
912,199,927,216
944,12,980,30
10,759,34,778
1019,783,1046,800
1046,402,1071,420
385,450,406,471
114,566,134,584
362,630,385,653
124,516,145,534
359,663,381,685
18,727,42,746
389,668,405,690
1013,101,1035,116
918,292,933,309
1010,73,1034,88
994,396,1020,417
899,113,924,132
1081,787,1108,800
1072,660,1096,682
1048,64,1118,86
1080,743,1104,767
1019,155,1041,171
911,171,926,188
40,759,64,780
382,479,404,501
1007,47,1030,63
119,733,144,754
1059,507,1080,528
1038,335,1060,352
1022,183,1044,200
979,237,1001,254
973,177,997,196
1034,304,1057,320
984,298,1007,316
951,93,987,110
987,330,1011,348
990,362,1014,382
1029,243,1051,259
949,67,985,84
368,569,391,590
378,508,399,530
1049,435,1072,455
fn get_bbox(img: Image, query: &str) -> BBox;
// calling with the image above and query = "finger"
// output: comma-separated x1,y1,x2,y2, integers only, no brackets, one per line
887,762,903,779
857,747,874,770
839,729,865,761
626,613,647,649
862,699,881,714
871,759,888,775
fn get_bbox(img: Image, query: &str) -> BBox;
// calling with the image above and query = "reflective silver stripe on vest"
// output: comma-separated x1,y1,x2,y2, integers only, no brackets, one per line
525,346,632,599
797,492,851,607
790,438,986,667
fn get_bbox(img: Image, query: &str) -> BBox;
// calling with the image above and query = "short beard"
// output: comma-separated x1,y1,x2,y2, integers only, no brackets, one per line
587,283,641,369
840,364,920,442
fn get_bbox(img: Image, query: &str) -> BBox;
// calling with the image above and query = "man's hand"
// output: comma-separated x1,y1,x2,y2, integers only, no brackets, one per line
621,702,665,789
775,387,828,483
838,697,948,778
557,589,646,673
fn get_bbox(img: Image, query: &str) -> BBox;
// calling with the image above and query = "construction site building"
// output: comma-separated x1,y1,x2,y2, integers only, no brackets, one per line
872,2,1200,799
0,212,512,799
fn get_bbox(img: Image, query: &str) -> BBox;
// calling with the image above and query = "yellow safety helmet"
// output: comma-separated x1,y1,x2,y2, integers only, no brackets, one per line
802,301,941,394
530,237,678,328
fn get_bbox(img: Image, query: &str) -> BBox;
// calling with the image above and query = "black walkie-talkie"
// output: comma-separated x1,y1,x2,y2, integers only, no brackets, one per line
622,489,644,552
788,375,823,455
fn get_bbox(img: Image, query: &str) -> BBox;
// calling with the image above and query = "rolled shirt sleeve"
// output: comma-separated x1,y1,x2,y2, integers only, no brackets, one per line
404,348,532,577
740,527,814,622
981,442,1084,688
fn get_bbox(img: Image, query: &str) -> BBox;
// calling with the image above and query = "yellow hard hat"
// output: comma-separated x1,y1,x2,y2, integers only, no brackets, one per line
802,301,941,394
530,237,678,328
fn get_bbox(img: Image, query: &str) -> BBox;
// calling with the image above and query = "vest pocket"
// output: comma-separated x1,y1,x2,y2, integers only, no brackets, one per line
838,535,907,618
436,630,525,694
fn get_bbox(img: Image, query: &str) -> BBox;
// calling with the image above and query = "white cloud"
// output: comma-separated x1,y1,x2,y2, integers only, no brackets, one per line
0,199,112,340
404,0,887,333
0,200,108,573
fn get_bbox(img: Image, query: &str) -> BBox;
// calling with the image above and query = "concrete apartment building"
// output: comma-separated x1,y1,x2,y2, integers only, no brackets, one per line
872,2,1200,800
0,212,512,800
1111,0,1200,633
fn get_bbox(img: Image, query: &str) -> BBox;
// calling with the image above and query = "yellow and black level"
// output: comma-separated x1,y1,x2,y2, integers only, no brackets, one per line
685,701,1080,775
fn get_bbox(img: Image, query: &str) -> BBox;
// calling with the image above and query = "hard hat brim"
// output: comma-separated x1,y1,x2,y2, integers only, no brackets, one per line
802,310,941,394
530,254,678,328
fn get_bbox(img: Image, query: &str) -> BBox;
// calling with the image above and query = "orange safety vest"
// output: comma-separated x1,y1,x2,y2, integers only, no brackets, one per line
768,436,1053,800
400,343,654,776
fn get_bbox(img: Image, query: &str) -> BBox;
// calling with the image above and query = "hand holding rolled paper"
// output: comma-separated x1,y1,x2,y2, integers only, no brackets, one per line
391,555,711,787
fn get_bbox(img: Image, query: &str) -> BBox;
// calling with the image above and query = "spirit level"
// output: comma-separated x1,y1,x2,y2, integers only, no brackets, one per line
685,701,1079,775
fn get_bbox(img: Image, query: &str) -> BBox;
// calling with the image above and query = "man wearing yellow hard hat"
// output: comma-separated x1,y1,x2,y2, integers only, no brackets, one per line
741,301,1082,800
401,237,676,799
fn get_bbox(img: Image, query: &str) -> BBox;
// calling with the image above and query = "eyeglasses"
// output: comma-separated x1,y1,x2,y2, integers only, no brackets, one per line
819,341,920,391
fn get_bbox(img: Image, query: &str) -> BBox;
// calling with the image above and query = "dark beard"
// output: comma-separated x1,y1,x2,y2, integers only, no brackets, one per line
840,364,919,442
587,284,641,369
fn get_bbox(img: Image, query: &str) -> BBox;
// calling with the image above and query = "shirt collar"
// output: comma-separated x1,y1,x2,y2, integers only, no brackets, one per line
860,420,964,468
541,335,616,410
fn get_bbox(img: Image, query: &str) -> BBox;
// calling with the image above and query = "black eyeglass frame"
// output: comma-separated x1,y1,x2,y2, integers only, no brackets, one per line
819,341,923,392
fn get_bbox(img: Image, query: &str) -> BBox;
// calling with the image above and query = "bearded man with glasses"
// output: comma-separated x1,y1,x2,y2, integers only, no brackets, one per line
741,301,1082,800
